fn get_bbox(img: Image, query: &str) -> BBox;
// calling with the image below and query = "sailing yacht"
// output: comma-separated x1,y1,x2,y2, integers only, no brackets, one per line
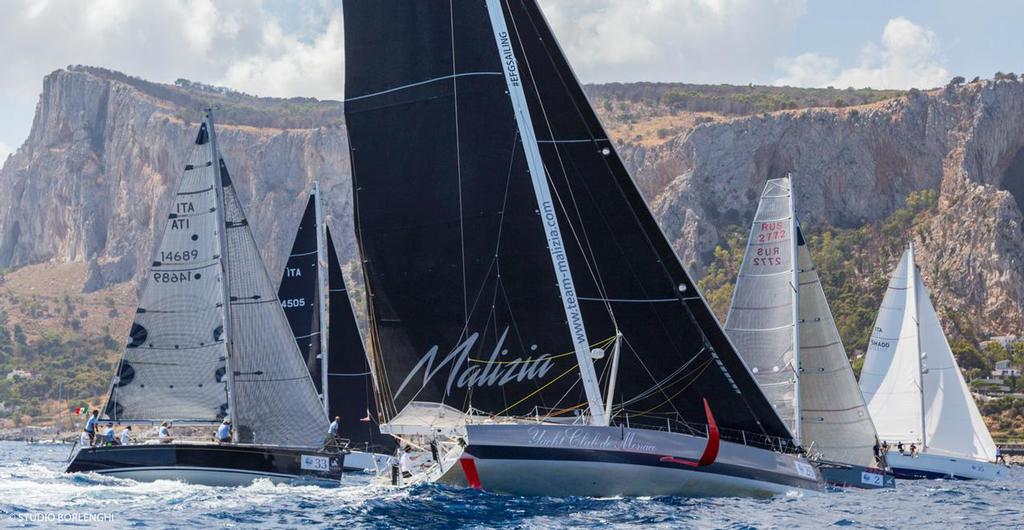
277,185,396,472
859,243,1008,480
726,177,894,489
342,0,823,496
65,112,345,486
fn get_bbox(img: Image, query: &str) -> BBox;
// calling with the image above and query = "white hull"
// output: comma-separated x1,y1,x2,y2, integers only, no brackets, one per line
93,466,339,487
344,450,394,473
887,451,1009,480
438,424,822,497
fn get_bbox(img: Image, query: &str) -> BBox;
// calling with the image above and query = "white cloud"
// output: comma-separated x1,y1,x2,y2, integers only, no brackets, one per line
538,0,808,84
0,0,343,153
776,17,949,89
222,13,344,99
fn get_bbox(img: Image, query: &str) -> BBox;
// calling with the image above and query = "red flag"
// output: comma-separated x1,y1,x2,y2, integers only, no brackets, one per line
75,407,87,415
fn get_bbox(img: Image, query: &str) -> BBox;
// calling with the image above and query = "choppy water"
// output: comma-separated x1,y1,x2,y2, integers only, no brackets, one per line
1,442,1020,529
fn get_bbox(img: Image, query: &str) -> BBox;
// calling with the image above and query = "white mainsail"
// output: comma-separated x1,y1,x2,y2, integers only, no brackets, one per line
727,176,879,467
725,178,799,439
104,123,230,423
860,244,997,461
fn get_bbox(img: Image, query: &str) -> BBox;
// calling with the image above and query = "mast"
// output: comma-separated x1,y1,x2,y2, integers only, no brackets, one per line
907,241,927,449
313,181,330,414
788,174,802,447
484,0,606,426
207,109,239,441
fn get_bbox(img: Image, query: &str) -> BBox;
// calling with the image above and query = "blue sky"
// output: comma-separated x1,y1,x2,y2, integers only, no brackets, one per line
1,0,1022,161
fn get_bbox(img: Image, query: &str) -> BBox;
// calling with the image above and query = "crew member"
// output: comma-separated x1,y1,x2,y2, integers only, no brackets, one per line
83,410,99,446
216,419,232,444
119,425,132,446
158,421,173,443
400,446,414,478
102,423,116,446
328,416,341,444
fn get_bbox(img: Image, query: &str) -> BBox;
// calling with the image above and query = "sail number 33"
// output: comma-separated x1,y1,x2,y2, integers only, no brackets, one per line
301,454,329,472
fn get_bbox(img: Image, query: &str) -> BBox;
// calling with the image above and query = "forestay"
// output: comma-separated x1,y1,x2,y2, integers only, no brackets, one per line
343,0,792,440
103,123,229,423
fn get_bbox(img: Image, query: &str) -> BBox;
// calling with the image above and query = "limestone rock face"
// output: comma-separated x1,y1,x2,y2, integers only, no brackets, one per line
627,80,1024,334
0,67,354,295
2,68,1023,335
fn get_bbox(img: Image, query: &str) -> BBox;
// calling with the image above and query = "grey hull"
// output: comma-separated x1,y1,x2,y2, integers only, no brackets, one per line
438,424,823,497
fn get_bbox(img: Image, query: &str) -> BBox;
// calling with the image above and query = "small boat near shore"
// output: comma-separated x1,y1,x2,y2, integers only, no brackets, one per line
859,243,1008,481
65,112,343,486
343,0,823,497
725,177,894,489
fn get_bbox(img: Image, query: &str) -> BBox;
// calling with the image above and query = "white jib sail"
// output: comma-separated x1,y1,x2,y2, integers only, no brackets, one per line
915,265,998,461
725,178,798,438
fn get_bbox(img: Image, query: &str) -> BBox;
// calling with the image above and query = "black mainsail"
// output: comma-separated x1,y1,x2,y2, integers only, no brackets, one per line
325,228,394,453
104,113,328,448
343,0,791,441
278,195,325,396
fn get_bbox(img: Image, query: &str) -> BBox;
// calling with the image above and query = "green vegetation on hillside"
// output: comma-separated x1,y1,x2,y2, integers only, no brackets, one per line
587,82,905,120
0,318,118,425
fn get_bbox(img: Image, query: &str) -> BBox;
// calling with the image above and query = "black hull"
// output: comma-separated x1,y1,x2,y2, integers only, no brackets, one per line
66,443,344,487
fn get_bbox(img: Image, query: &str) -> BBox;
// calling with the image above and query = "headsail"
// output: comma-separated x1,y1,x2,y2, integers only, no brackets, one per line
917,272,997,461
219,163,329,447
277,195,324,395
343,0,792,440
103,122,229,423
325,228,395,453
795,227,878,468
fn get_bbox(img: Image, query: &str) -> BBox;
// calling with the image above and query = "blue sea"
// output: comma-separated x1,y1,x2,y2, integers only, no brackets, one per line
1,442,1020,529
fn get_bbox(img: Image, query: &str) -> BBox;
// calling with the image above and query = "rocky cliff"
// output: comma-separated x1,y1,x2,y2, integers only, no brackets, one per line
2,67,1022,336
